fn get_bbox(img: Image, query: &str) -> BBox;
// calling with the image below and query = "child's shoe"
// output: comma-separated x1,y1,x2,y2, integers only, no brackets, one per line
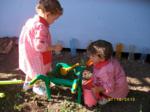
98,97,110,105
23,82,31,91
32,86,46,96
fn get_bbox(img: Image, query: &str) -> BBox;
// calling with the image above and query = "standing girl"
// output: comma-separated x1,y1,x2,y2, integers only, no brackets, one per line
19,0,63,95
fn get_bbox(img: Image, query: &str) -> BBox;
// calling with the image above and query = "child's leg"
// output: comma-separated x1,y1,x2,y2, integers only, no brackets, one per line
25,75,31,82
23,75,32,91
82,78,99,107
83,88,99,107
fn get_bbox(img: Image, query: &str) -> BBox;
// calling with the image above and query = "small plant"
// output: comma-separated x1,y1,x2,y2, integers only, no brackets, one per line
14,104,24,111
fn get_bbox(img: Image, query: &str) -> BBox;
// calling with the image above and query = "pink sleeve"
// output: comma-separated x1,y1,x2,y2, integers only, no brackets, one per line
96,72,115,95
33,24,49,52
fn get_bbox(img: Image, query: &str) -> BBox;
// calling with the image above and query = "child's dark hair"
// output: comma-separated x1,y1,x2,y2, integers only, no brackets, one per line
36,0,63,15
87,40,113,60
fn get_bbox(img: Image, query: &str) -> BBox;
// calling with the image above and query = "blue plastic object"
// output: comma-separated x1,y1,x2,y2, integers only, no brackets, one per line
70,38,77,57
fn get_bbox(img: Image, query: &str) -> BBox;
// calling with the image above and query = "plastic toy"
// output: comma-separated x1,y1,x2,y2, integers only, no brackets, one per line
29,62,85,103
140,48,149,64
0,79,24,98
0,79,24,85
60,63,79,75
0,93,5,98
86,59,93,66
115,43,124,60
70,38,77,57
128,45,136,61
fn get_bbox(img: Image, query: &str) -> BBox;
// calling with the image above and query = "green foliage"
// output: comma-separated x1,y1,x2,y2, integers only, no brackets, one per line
14,104,24,111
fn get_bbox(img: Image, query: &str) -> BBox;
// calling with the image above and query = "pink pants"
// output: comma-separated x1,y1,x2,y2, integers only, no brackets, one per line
82,78,108,107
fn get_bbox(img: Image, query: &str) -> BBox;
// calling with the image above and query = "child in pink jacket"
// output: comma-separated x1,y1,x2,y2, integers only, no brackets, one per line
19,0,63,95
83,40,129,107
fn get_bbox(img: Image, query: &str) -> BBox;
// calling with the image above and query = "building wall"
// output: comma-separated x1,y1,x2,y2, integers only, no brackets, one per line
0,0,150,53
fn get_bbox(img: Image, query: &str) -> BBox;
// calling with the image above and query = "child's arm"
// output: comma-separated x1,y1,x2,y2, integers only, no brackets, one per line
48,44,63,52
33,25,50,52
95,72,115,95
92,85,105,94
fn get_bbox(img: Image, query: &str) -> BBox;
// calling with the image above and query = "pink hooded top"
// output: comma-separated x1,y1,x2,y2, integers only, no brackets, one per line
19,15,52,78
93,58,129,98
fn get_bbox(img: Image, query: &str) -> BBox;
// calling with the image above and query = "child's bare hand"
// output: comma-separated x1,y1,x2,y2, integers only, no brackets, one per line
82,70,92,80
92,86,104,94
82,70,90,75
54,44,63,52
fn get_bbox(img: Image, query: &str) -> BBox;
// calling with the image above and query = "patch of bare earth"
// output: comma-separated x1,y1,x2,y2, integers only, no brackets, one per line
0,38,150,112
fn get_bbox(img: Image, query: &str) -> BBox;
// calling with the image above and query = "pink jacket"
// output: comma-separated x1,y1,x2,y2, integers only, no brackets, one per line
93,58,129,98
19,15,52,78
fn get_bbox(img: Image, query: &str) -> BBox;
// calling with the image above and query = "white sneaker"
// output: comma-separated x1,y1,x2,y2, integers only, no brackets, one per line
23,82,31,91
32,86,46,96
98,98,110,105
